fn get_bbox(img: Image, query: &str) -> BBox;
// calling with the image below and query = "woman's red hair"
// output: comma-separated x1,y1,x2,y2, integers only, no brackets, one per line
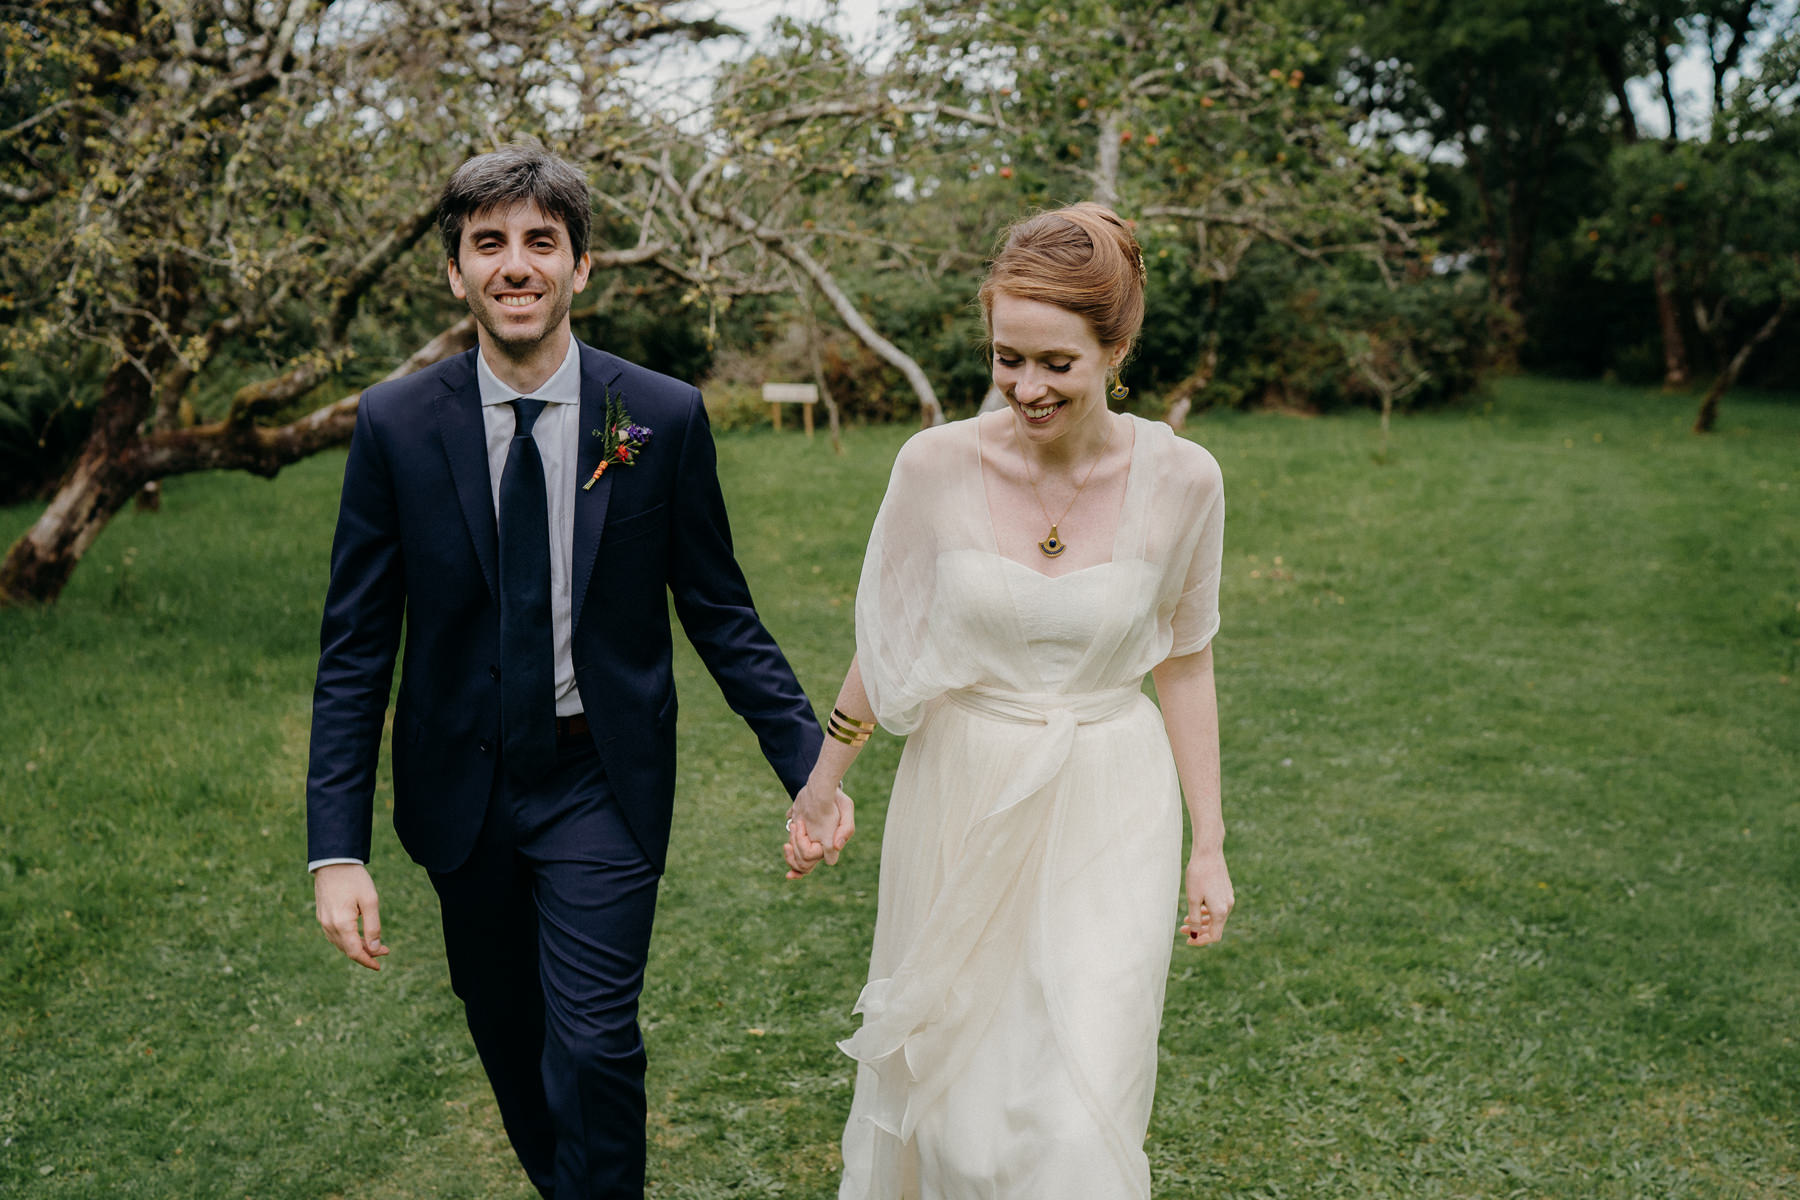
978,202,1146,353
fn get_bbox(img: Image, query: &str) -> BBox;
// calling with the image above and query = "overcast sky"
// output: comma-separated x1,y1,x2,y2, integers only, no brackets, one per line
680,0,1786,140
699,0,889,51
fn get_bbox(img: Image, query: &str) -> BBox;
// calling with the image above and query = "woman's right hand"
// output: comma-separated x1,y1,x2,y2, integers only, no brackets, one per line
1181,849,1234,947
785,775,856,879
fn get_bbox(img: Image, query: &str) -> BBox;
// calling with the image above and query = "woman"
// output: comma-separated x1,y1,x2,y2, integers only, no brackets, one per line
787,202,1231,1199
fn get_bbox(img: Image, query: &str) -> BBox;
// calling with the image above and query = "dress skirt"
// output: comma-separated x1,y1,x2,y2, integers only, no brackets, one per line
837,683,1184,1200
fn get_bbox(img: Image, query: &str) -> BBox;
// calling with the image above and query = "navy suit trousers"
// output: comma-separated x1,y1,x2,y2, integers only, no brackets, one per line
429,740,660,1200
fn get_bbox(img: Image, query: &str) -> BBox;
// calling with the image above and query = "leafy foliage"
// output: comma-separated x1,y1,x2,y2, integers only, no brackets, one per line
1585,26,1800,422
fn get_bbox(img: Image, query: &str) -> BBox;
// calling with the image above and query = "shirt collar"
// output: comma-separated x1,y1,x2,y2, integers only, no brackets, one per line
476,337,582,408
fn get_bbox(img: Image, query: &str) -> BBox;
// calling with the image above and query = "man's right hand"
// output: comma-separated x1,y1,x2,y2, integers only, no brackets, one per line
785,777,856,879
314,863,389,970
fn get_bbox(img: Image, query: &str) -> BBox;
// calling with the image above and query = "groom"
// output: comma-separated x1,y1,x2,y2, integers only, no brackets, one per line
306,143,843,1198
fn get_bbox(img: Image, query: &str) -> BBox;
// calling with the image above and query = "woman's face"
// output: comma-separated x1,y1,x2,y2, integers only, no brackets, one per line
989,292,1124,443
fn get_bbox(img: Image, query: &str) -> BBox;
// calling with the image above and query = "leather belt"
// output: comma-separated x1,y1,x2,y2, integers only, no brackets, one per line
555,712,590,745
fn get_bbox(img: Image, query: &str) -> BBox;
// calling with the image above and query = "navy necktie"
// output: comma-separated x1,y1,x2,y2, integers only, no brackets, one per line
499,397,556,782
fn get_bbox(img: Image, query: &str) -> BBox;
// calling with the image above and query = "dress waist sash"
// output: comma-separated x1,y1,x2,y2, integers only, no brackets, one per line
944,683,1141,727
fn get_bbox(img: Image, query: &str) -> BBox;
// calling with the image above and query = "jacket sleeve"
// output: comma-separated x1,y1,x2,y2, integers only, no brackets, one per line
305,395,407,863
665,389,822,797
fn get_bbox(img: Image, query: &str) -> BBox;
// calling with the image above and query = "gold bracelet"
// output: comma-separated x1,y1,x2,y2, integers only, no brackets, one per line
832,708,876,734
827,720,871,745
826,723,868,747
827,708,875,747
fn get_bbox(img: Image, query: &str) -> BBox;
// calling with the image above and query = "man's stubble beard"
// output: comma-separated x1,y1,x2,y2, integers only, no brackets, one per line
470,289,575,364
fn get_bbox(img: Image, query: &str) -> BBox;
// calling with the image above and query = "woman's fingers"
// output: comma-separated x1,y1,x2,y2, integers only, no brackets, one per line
1181,899,1230,947
833,788,857,850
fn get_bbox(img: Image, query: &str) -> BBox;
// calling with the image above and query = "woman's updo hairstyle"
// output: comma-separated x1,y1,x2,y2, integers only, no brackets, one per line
978,202,1147,355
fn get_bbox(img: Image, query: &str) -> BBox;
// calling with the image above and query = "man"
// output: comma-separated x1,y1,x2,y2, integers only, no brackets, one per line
306,143,849,1198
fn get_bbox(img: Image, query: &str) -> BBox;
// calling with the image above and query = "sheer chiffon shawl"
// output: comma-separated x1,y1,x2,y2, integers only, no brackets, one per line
853,415,1224,732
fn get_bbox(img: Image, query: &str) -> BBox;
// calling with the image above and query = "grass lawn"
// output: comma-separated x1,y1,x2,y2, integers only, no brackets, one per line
2,376,1796,1198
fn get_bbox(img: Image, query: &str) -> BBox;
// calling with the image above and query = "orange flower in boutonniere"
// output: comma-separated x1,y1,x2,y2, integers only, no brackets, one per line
583,392,652,491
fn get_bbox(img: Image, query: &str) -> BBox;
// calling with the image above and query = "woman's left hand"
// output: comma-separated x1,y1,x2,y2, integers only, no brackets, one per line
784,776,856,879
1181,849,1234,947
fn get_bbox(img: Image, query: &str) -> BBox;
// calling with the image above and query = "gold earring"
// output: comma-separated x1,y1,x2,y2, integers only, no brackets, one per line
1109,378,1129,401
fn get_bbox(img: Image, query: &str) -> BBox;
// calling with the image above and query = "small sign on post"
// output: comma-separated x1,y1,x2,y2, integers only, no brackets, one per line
762,382,819,438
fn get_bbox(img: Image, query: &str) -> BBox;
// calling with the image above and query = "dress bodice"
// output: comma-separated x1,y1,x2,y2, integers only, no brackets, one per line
935,554,1164,693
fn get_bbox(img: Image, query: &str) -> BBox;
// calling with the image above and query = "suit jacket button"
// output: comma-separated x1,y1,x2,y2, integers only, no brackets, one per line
489,665,501,681
478,740,492,754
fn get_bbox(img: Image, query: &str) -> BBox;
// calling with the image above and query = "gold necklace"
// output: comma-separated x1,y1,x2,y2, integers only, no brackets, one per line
1017,412,1116,558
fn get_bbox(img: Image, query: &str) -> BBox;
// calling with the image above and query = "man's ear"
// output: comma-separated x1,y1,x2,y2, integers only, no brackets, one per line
447,257,467,300
572,251,592,293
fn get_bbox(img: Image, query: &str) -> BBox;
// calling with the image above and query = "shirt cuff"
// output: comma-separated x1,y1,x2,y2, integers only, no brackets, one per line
308,857,365,874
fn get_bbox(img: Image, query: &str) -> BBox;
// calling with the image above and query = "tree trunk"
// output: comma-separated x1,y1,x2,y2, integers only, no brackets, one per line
0,358,157,604
1602,37,1687,390
1693,299,1787,434
1093,110,1122,208
1653,249,1689,388
800,283,845,455
1161,343,1219,431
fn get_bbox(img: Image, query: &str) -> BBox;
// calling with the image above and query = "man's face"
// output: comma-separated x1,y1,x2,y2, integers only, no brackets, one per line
447,201,591,360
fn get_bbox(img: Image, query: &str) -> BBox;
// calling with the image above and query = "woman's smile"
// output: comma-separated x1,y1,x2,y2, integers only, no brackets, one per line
1017,396,1069,424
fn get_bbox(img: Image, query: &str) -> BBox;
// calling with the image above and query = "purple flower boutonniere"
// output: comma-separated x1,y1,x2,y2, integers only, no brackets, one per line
584,392,652,491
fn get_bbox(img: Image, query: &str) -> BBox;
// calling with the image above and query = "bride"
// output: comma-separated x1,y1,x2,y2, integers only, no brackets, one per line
787,202,1232,1199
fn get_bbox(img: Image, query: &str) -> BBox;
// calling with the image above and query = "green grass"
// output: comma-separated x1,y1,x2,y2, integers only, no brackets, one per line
2,377,1796,1198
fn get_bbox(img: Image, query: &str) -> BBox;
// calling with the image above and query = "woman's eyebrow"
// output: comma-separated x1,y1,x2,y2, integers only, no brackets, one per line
992,342,1082,358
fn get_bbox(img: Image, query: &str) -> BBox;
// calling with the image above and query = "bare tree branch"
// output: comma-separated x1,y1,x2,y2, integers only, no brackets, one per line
327,200,441,341
0,180,55,205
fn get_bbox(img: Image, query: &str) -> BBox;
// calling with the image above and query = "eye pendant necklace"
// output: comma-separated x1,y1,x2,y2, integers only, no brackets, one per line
1018,413,1116,558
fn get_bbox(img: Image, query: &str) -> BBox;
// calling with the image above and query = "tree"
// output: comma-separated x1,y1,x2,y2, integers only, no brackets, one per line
1347,0,1622,344
0,1,727,605
1350,0,1788,387
588,16,1020,428
897,0,1435,425
1587,27,1800,431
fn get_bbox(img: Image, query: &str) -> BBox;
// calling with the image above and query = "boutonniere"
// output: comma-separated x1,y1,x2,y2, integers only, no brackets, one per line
583,392,652,491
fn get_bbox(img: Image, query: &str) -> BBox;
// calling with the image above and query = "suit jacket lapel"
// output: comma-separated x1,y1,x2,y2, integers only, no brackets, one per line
573,342,625,632
433,352,499,603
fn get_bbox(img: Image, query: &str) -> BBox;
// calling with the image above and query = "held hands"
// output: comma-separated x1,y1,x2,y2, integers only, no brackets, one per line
314,862,389,970
784,775,856,879
1181,849,1234,948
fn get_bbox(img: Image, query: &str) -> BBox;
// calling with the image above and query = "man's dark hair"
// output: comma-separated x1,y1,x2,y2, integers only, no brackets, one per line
436,141,592,265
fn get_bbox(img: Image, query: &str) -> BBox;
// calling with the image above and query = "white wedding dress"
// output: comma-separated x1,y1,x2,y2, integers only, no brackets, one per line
839,414,1226,1199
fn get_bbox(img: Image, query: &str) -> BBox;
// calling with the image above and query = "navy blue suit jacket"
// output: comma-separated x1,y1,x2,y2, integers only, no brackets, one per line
305,342,822,874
